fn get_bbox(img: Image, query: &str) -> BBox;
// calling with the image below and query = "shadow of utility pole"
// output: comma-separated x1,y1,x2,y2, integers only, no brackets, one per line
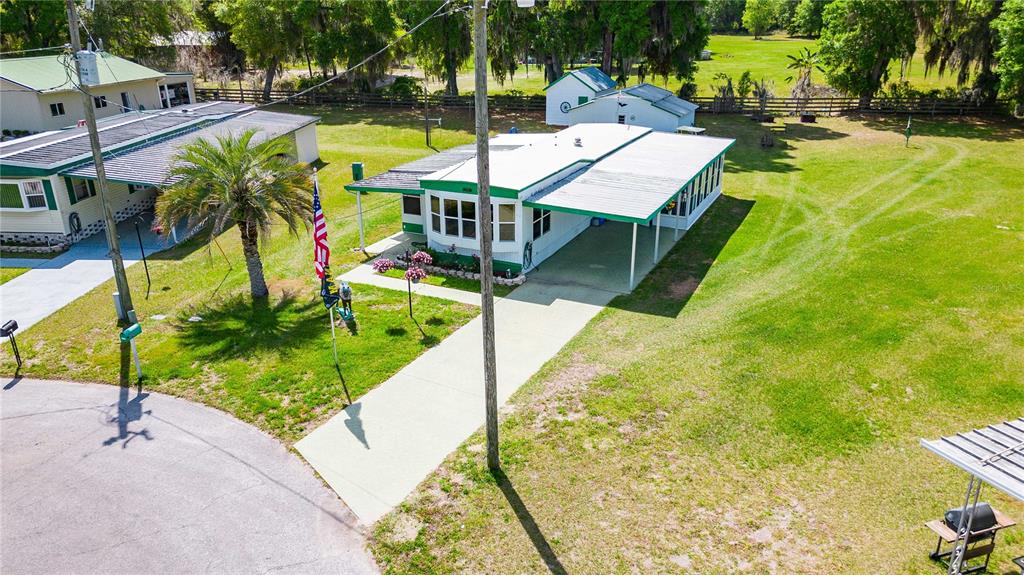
491,468,568,575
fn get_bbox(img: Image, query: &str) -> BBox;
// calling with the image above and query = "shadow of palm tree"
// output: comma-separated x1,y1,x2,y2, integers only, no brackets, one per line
173,293,326,361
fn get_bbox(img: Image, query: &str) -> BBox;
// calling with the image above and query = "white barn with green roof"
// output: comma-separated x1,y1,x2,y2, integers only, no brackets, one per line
0,52,195,134
348,123,733,288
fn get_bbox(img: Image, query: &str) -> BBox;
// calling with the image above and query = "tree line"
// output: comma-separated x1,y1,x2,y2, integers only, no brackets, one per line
1,0,1022,108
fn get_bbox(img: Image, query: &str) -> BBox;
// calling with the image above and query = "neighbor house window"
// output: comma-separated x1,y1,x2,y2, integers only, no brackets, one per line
430,195,476,239
617,115,626,125
532,208,551,239
120,92,131,110
577,96,588,105
401,194,422,216
50,102,66,116
93,95,108,109
497,204,515,242
0,180,47,209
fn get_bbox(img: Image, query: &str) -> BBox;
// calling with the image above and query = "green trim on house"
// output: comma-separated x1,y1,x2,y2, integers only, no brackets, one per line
344,184,423,195
494,259,522,275
0,165,53,178
418,180,520,199
543,71,589,92
64,177,77,205
522,200,650,225
41,179,56,210
402,222,424,234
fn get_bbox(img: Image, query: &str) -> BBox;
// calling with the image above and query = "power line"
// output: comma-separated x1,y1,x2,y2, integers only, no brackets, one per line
0,44,70,56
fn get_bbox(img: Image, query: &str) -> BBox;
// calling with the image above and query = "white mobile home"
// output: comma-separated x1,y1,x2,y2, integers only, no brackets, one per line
348,123,733,286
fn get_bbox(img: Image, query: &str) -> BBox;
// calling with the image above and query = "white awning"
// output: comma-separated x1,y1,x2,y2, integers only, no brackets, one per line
524,132,734,224
921,418,1024,501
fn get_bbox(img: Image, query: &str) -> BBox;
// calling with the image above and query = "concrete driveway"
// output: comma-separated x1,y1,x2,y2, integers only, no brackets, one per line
1,378,378,575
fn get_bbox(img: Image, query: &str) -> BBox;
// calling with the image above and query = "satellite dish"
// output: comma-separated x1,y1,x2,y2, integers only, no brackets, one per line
559,101,571,113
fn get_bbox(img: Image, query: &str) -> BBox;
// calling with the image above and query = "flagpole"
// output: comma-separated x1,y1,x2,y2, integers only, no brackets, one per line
312,167,353,406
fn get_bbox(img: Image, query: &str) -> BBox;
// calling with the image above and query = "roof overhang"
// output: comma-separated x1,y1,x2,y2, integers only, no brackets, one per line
525,132,734,224
921,418,1024,501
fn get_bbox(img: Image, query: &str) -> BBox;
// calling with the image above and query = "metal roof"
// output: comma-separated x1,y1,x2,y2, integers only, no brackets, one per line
345,135,550,193
0,101,254,170
62,110,318,186
421,124,651,193
545,67,617,93
621,84,698,117
525,132,734,224
0,52,165,93
921,418,1024,501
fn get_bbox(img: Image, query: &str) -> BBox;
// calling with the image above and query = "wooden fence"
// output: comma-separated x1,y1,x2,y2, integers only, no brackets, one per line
196,87,1011,117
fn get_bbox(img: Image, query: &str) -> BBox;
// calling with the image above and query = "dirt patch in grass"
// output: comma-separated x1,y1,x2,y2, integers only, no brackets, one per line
667,277,700,299
530,354,614,432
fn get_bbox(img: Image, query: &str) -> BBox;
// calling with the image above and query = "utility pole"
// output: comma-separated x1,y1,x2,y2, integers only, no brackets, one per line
473,0,500,472
65,0,134,320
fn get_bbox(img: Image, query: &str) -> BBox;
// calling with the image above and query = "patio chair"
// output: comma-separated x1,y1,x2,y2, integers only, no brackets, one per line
925,506,1016,574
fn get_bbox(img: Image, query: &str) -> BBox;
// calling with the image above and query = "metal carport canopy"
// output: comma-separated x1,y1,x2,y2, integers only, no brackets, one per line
523,132,735,224
921,418,1024,501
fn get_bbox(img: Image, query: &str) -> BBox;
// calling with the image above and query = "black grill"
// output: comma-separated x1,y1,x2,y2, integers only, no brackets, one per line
944,502,997,533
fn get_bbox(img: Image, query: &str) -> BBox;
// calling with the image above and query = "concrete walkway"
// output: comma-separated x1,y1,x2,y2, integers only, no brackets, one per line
0,213,181,331
340,263,482,307
2,378,377,574
296,280,613,523
297,223,683,524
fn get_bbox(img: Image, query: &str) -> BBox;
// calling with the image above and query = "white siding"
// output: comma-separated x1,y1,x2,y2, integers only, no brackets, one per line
525,208,590,270
566,95,686,132
545,76,596,127
293,123,320,164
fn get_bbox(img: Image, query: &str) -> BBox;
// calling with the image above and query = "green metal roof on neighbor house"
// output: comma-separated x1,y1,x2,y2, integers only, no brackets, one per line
0,53,165,93
570,83,699,119
544,67,617,93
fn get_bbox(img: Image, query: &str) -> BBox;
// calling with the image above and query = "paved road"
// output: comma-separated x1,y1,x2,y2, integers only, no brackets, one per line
1,378,378,575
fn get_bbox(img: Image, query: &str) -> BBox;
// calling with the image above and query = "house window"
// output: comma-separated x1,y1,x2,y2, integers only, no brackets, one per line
577,96,588,105
430,195,476,239
430,196,441,233
21,180,47,208
49,102,66,116
497,204,515,242
120,92,131,110
401,194,421,216
161,82,191,108
0,181,47,209
128,183,151,194
617,115,626,125
93,95,108,109
532,208,551,239
72,179,93,201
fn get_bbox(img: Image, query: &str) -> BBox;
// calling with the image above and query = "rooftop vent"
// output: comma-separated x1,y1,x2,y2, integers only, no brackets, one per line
574,137,582,147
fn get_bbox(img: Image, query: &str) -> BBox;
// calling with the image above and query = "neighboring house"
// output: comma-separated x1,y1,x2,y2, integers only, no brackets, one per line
545,67,699,132
0,101,319,247
545,67,618,126
0,52,196,134
348,123,732,282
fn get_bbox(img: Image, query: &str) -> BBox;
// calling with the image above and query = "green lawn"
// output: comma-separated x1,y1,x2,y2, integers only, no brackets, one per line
0,267,28,285
380,268,515,297
371,115,1024,573
0,106,547,442
406,34,959,97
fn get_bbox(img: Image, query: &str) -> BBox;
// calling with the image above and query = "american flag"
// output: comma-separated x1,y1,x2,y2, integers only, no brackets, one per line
312,173,330,279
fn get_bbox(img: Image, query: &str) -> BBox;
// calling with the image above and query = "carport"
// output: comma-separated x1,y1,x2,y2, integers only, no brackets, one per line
524,132,734,290
921,418,1023,574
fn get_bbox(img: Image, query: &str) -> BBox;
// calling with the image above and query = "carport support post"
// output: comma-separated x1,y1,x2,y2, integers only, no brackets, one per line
351,163,365,252
674,190,682,241
629,222,637,290
653,213,661,263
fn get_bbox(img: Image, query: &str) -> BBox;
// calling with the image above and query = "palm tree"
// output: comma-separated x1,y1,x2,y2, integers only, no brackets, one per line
157,129,313,299
785,47,824,99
